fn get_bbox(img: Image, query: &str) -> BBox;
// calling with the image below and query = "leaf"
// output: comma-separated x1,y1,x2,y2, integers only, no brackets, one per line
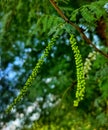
36,15,64,36
70,0,108,25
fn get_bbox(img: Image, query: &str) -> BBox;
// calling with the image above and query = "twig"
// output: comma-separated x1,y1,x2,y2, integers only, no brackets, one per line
49,0,108,59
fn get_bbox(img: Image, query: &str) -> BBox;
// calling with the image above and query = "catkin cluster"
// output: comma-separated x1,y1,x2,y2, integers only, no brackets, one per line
70,34,85,107
5,36,58,114
84,51,97,77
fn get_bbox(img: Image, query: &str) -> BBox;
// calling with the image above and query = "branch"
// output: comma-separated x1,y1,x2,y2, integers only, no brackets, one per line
49,0,108,59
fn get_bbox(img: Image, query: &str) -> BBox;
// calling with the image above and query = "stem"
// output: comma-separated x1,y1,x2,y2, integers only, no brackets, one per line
49,0,108,59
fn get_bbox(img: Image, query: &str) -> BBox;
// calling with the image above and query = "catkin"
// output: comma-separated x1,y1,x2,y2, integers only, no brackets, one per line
70,34,85,106
5,36,58,114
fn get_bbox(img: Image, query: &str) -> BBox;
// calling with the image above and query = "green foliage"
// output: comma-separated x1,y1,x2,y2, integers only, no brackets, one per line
70,0,108,26
84,52,108,128
1,0,108,129
36,14,66,37
94,54,108,101
22,103,104,130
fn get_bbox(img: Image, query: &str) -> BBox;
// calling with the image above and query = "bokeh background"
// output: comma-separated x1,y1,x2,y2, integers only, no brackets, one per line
0,0,108,129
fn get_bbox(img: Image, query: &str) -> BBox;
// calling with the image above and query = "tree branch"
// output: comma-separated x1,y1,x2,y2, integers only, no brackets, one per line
49,0,108,59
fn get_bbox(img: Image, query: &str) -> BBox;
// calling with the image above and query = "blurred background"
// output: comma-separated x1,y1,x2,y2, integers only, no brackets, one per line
0,0,108,129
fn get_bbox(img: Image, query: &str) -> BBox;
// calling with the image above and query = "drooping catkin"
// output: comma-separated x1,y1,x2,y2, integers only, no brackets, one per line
70,34,85,107
5,36,58,114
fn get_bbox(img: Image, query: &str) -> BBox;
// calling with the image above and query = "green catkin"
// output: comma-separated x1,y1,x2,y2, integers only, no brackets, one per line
5,36,58,114
70,34,85,107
